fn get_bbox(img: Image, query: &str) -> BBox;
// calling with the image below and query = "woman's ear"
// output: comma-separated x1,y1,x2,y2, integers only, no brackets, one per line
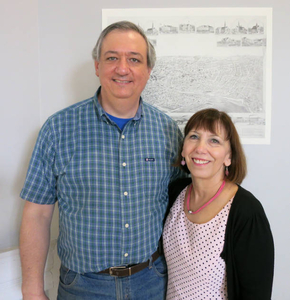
224,153,231,167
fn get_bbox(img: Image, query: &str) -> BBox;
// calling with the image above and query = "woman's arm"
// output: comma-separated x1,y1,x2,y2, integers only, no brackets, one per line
233,201,274,299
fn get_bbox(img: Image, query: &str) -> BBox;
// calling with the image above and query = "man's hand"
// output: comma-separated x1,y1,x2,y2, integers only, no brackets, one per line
23,292,49,300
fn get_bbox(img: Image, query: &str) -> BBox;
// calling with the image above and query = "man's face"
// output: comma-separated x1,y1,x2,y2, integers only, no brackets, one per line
95,30,151,106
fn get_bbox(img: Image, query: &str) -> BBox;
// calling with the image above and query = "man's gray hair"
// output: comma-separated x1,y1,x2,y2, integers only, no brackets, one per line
92,21,156,69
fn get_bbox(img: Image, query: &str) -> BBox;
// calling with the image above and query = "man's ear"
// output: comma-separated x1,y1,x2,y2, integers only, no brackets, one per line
94,60,100,77
146,67,152,81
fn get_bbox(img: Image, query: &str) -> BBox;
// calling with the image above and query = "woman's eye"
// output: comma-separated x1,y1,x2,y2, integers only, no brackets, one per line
190,134,198,140
211,138,220,144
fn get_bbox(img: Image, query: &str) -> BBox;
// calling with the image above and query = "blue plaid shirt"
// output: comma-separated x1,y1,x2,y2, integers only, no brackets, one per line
20,89,183,273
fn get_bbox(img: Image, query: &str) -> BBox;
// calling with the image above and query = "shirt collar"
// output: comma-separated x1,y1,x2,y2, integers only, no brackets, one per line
93,86,143,121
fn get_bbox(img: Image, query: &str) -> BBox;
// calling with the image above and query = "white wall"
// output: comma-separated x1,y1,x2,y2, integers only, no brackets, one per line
1,0,290,299
0,0,40,250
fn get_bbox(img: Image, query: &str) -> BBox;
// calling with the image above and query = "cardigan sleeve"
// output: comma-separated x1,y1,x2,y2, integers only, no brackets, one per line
226,188,274,300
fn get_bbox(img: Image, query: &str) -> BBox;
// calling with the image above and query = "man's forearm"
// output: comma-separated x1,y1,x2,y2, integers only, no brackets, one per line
20,201,54,299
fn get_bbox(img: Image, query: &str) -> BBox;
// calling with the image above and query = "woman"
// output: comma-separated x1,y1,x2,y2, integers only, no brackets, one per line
163,109,274,300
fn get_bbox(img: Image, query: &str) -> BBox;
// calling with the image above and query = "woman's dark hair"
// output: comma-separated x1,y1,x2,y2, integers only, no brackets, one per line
175,108,247,184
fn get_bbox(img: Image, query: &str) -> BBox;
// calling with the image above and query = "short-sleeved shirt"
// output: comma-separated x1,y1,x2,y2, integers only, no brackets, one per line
20,88,183,273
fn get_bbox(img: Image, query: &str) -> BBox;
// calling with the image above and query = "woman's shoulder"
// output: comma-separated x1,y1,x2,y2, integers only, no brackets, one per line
231,185,267,219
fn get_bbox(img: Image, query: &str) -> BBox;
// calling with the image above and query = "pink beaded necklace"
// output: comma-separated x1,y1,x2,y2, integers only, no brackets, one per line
186,180,226,214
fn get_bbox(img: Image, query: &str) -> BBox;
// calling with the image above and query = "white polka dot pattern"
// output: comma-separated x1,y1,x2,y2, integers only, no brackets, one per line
163,186,233,300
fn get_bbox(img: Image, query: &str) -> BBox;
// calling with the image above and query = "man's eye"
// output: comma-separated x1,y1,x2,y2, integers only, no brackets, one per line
130,58,140,63
107,57,117,61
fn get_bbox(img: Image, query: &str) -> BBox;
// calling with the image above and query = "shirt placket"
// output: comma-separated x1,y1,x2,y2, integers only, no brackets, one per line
118,125,133,264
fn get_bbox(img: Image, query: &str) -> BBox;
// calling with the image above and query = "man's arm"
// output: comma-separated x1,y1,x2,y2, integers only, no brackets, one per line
20,200,55,300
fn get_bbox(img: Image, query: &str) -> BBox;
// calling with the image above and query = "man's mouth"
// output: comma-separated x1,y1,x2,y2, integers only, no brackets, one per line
113,79,131,83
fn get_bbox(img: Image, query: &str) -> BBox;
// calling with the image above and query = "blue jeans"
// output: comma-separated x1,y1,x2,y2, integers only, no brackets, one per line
57,255,167,300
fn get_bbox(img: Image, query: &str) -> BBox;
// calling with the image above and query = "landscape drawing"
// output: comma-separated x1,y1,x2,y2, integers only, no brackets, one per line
102,8,272,144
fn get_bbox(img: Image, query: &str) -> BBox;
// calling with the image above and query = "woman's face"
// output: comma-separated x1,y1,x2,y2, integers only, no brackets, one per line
182,125,231,182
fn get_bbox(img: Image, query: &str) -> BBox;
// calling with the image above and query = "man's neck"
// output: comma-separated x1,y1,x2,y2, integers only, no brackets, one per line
98,93,140,118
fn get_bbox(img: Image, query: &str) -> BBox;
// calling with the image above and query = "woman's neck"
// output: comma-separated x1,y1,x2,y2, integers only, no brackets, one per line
190,178,225,205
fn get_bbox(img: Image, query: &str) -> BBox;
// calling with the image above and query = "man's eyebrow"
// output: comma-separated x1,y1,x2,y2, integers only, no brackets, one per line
129,51,143,57
103,50,143,57
103,51,118,56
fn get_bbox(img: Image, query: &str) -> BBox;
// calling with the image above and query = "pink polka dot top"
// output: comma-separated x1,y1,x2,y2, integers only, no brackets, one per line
163,186,233,300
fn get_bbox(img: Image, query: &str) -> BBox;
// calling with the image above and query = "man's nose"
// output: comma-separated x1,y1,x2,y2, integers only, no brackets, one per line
115,58,130,75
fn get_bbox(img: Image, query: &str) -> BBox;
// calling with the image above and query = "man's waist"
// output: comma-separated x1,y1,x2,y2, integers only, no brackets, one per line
58,244,162,274
98,249,161,277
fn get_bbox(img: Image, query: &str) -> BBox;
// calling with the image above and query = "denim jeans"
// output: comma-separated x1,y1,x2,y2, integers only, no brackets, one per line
57,255,167,300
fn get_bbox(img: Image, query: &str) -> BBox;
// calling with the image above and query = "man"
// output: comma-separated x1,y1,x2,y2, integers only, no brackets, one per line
20,21,183,300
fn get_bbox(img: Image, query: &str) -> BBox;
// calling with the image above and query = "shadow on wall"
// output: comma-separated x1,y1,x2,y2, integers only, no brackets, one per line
64,60,100,108
46,60,101,300
11,129,40,250
17,59,100,244
4,59,102,299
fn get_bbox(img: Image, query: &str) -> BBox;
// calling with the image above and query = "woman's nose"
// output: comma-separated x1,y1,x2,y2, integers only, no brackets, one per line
195,140,207,153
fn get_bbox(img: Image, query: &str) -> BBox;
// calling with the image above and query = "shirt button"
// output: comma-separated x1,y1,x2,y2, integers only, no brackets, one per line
124,192,128,196
122,162,127,167
121,135,125,139
124,253,128,257
125,224,129,228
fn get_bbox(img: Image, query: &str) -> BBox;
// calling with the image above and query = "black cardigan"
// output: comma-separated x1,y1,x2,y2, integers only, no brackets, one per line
165,178,274,300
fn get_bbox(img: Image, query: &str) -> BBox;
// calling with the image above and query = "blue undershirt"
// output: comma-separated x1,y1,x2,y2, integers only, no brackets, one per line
106,113,133,130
